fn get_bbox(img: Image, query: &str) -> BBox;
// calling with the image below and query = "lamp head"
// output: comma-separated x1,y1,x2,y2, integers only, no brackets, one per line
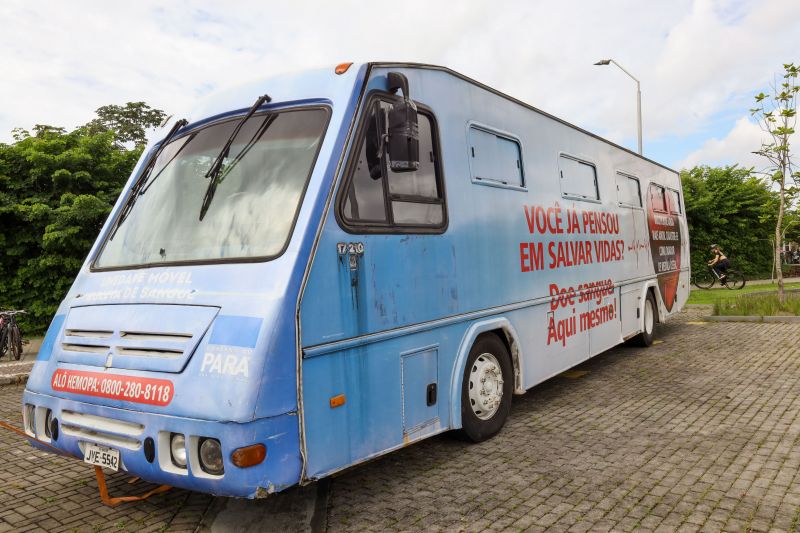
594,59,611,66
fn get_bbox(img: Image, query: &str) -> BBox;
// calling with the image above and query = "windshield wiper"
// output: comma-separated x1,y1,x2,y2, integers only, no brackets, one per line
109,118,188,240
202,113,276,188
137,133,195,196
199,94,271,221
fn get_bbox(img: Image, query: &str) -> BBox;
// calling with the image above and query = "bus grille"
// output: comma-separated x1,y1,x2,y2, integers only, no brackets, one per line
62,329,191,359
60,410,144,450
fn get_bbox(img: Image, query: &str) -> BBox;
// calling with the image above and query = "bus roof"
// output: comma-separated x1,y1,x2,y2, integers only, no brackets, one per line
366,62,678,175
171,61,676,176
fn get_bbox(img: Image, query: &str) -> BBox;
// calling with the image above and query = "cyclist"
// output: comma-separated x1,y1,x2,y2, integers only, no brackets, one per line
708,244,730,284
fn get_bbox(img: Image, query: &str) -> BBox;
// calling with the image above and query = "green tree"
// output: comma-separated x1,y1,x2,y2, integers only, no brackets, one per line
84,102,167,148
0,103,165,334
751,62,799,301
681,165,778,278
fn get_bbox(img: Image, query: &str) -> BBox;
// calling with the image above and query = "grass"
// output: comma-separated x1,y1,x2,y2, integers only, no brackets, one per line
687,281,800,305
713,293,800,316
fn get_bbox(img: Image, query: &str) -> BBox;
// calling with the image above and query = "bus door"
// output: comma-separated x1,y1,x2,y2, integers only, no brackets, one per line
615,172,647,338
337,97,452,340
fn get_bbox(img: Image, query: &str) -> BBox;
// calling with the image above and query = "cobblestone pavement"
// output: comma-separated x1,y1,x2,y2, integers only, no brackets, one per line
3,305,800,532
326,306,800,532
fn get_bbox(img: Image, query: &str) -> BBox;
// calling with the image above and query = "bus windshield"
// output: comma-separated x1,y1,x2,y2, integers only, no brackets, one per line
94,107,329,269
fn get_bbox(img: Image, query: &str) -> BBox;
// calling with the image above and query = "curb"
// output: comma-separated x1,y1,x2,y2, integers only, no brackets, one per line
0,361,34,386
0,373,29,386
707,315,800,323
741,288,800,298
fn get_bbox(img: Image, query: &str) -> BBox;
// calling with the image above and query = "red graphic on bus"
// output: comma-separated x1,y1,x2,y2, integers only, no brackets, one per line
51,369,173,406
646,184,682,311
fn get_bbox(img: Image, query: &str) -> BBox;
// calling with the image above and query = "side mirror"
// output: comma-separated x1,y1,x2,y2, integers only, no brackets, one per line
386,72,419,173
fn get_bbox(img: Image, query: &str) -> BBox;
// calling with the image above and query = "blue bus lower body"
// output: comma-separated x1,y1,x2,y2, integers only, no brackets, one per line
299,284,655,479
22,390,301,498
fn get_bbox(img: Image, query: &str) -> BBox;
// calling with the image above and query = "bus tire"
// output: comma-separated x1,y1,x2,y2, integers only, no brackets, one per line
459,334,513,443
632,291,657,347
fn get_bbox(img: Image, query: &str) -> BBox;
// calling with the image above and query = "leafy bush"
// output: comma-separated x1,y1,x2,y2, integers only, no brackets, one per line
682,165,778,279
0,104,163,335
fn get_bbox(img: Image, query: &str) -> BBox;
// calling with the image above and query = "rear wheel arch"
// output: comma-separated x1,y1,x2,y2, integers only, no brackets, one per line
640,283,664,323
632,288,658,347
491,329,523,393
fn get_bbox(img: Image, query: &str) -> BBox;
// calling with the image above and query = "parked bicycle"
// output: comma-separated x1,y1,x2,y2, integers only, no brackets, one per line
0,310,26,361
693,265,746,290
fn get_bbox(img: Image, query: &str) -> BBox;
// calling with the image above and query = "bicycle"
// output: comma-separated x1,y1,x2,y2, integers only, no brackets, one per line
693,265,746,290
0,310,26,361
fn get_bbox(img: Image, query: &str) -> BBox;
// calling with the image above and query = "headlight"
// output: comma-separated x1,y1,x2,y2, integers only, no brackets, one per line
170,433,187,468
198,438,224,475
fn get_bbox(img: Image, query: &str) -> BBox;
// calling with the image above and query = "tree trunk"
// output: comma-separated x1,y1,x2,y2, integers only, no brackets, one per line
776,178,785,303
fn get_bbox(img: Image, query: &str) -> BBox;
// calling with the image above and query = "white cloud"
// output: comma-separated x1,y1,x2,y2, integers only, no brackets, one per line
646,0,800,137
0,0,798,168
679,115,800,171
678,116,764,168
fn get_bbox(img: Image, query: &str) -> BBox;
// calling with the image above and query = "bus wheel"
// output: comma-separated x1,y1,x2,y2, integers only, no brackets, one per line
632,292,657,347
459,334,513,442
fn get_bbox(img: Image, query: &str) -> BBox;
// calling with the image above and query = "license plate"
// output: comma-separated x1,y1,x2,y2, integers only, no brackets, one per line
83,443,120,472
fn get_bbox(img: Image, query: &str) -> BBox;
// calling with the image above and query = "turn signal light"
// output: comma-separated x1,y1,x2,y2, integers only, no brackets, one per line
329,394,346,408
335,62,353,75
231,443,267,468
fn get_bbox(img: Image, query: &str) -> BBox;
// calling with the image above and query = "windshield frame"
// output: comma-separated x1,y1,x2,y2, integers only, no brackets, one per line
90,103,332,272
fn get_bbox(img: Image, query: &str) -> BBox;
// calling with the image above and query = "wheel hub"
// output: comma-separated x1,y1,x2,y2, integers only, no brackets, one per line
468,353,504,420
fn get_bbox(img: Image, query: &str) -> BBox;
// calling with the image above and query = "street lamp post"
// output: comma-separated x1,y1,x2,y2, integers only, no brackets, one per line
594,59,643,155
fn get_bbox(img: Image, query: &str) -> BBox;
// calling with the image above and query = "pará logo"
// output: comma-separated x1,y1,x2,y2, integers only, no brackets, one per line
200,351,250,378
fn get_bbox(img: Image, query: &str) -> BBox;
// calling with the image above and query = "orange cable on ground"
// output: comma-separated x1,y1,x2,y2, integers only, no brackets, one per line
94,466,172,506
0,419,71,457
1,418,171,506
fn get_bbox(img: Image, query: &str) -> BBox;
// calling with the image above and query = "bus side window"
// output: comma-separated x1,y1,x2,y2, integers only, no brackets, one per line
383,102,444,226
559,155,599,201
468,125,524,187
615,172,642,207
668,189,682,214
649,184,667,212
386,104,438,198
341,98,446,231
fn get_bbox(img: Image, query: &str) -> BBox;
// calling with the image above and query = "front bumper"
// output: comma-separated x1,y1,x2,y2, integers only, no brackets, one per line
22,390,302,498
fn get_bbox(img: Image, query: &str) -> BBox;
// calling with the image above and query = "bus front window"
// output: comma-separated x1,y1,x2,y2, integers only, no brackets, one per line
94,107,329,269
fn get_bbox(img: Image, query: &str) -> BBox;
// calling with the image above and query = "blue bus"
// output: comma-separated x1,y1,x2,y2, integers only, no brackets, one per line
23,62,688,498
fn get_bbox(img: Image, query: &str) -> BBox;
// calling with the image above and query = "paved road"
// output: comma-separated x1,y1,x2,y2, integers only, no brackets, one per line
2,306,800,531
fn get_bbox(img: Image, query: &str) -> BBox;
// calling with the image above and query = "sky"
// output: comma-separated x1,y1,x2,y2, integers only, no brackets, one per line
1,0,798,170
